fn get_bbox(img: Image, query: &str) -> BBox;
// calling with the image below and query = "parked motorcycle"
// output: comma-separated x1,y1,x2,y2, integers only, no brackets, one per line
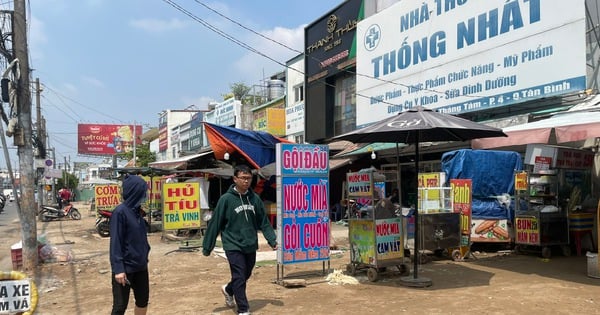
150,208,162,222
39,202,81,221
95,210,112,237
0,193,5,213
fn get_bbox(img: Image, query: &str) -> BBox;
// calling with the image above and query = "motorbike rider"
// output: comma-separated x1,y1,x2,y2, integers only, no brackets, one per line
58,186,71,214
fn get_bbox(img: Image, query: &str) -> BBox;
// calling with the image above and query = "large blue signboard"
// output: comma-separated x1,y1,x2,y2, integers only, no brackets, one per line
276,143,330,265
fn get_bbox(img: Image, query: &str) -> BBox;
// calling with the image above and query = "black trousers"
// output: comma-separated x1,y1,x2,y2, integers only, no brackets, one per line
224,250,256,313
111,269,149,315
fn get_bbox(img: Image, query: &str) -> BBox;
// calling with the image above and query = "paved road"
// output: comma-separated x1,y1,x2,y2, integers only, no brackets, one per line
0,200,23,270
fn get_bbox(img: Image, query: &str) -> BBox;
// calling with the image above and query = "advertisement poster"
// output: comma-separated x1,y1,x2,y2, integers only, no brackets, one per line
143,176,163,210
346,172,374,198
418,172,446,213
515,216,540,245
533,156,552,173
77,124,142,155
162,182,201,230
471,219,511,242
450,179,472,246
280,176,330,264
277,143,330,265
515,172,528,191
94,184,121,211
375,218,403,261
349,220,376,265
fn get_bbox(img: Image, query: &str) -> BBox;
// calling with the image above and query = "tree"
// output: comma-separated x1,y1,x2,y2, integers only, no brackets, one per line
57,171,79,190
225,82,267,105
229,82,251,102
119,143,156,167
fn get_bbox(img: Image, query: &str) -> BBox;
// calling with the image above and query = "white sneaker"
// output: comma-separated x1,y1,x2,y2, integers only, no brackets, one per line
221,284,235,308
238,312,251,315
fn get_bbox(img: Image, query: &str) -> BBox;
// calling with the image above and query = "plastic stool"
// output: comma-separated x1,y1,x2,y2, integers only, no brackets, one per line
571,230,594,256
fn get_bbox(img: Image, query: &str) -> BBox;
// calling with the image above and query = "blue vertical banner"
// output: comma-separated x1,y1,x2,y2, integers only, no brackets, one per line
276,143,329,265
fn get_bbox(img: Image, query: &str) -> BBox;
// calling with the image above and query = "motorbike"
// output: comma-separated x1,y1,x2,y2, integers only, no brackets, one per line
95,209,112,237
39,202,81,221
0,193,5,213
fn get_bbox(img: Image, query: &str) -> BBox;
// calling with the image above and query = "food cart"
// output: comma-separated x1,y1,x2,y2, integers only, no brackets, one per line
345,169,409,282
513,144,596,258
417,185,461,262
514,170,570,258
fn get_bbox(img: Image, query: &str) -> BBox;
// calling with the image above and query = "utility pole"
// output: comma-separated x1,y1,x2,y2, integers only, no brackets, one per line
36,78,44,210
13,0,37,274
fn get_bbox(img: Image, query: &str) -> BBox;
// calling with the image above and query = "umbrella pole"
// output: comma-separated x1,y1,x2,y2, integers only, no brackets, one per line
400,132,432,287
396,143,402,207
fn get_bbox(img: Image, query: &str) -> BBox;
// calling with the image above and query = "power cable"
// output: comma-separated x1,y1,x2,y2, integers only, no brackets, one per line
40,83,126,123
165,0,505,114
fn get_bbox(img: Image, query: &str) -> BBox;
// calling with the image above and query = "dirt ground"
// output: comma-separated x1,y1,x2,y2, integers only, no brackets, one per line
2,202,600,315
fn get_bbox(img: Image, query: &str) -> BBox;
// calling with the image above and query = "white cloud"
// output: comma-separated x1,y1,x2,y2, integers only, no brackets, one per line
234,25,305,83
130,18,188,33
81,76,105,88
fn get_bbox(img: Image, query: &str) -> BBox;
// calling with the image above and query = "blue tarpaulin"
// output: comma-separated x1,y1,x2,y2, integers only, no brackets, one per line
203,122,292,169
441,149,523,220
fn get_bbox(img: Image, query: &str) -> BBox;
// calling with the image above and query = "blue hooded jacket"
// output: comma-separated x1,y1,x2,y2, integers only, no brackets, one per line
110,174,150,274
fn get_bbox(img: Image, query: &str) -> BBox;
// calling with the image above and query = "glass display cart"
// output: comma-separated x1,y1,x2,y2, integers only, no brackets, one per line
514,170,570,258
417,187,461,262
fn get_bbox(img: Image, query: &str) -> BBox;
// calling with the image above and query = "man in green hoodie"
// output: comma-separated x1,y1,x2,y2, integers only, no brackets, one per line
202,164,277,315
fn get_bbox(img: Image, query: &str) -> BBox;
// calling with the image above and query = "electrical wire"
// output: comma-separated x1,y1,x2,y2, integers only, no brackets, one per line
40,83,125,123
181,0,490,103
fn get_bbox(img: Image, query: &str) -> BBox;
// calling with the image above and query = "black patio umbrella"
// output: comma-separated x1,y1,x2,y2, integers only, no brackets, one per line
331,106,507,286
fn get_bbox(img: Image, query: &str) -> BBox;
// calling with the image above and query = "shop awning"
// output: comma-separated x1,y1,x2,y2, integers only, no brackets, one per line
471,111,600,149
203,122,292,169
335,142,407,157
329,157,354,170
148,151,213,170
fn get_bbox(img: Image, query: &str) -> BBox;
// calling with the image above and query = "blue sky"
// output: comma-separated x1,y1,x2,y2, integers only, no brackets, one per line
19,0,343,166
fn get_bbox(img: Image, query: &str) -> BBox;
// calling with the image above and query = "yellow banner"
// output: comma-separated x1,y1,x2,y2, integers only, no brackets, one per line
162,182,201,230
94,184,121,211
142,176,163,209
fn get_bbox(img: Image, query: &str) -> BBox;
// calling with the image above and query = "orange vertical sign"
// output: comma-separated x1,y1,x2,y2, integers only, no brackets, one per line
515,172,528,191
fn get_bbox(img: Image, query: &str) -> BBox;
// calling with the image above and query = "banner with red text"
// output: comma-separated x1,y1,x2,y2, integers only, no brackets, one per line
162,182,201,230
450,179,472,246
94,184,121,211
78,124,142,155
276,143,330,265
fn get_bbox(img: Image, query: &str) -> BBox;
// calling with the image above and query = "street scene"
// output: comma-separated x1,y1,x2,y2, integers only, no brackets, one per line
1,1,600,314
1,202,599,314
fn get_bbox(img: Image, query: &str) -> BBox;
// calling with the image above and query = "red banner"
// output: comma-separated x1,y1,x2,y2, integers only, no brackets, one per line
78,124,142,155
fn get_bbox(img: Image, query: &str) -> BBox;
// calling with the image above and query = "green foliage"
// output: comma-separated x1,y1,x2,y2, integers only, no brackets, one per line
57,171,79,190
230,82,251,102
223,82,268,106
119,143,156,167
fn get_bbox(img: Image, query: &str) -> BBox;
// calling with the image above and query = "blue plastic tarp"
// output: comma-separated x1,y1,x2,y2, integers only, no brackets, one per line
441,149,523,220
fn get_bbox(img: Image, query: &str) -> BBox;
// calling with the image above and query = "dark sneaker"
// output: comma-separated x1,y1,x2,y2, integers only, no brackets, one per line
221,284,235,308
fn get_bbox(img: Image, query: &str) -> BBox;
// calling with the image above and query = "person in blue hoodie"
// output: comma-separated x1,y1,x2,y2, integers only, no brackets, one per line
202,164,277,315
110,174,150,315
